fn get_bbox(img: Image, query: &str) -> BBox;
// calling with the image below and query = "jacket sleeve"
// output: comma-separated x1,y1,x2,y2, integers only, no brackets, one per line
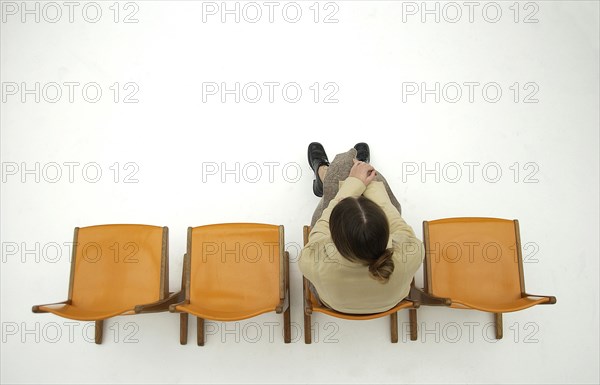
363,181,424,265
308,177,366,243
298,177,366,279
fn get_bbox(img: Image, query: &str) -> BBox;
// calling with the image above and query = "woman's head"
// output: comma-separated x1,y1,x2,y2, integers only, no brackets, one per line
329,196,395,283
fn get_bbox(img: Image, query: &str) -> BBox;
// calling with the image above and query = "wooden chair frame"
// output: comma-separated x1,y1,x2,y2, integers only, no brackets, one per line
33,225,182,344
170,224,291,346
412,218,557,339
302,226,420,344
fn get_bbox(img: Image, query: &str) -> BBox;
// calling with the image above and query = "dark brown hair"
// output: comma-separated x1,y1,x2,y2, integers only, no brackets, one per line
329,196,394,283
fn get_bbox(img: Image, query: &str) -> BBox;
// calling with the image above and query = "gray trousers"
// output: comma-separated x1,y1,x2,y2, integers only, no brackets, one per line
310,148,402,227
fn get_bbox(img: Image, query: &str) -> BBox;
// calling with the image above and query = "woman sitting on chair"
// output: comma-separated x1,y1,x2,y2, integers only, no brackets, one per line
299,142,424,314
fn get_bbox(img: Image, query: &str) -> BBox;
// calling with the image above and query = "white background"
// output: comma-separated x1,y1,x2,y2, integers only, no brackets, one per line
1,0,598,384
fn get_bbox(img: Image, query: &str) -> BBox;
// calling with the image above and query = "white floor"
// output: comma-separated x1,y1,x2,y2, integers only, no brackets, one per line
1,1,598,384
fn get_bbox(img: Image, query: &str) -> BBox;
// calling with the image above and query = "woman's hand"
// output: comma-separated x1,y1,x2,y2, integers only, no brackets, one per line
349,159,377,186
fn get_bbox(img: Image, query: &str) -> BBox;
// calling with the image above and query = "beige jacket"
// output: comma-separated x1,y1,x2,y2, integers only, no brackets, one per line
299,177,424,314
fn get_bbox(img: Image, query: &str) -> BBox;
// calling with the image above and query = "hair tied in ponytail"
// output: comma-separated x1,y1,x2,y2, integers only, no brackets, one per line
368,248,395,283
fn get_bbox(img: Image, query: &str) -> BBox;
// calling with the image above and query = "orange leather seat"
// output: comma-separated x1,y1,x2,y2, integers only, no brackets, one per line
170,223,290,345
414,217,556,339
302,226,419,343
32,224,180,343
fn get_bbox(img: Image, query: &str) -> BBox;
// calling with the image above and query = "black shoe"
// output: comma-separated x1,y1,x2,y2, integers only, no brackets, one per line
354,142,370,163
308,142,330,197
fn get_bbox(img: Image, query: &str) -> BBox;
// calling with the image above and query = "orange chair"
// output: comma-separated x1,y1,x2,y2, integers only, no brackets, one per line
32,224,182,343
170,223,291,345
302,226,420,343
413,217,556,339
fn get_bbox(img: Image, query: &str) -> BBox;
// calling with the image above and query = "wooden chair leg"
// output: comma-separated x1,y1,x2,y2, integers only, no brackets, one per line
283,251,291,343
197,317,205,346
304,312,312,344
180,313,188,345
409,309,418,341
495,313,503,339
283,307,291,343
95,320,104,344
302,275,313,344
390,312,398,343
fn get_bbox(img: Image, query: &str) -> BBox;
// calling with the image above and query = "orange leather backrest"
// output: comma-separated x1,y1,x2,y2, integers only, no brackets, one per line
71,224,166,311
188,223,282,315
424,218,523,305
